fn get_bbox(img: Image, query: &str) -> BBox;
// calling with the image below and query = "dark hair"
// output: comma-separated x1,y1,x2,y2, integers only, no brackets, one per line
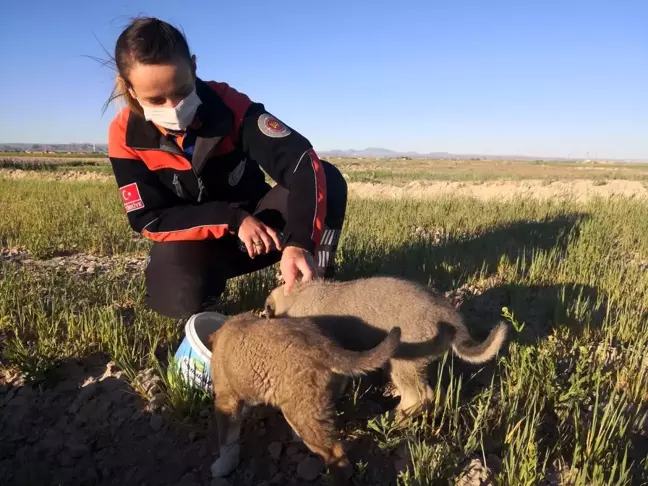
104,17,192,115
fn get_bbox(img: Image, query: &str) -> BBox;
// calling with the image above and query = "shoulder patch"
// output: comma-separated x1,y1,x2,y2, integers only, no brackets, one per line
258,113,291,138
120,182,144,213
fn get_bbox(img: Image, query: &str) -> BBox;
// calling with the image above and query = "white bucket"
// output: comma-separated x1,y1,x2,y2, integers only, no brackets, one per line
173,311,228,392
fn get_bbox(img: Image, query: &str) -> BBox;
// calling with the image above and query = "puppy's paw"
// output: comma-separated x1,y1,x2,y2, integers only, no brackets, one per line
211,443,240,478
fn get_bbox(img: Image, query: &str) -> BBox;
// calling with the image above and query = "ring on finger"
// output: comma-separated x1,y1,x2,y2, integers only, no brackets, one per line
253,240,264,248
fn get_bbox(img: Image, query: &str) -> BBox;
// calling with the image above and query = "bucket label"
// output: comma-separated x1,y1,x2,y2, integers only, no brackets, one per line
178,355,212,392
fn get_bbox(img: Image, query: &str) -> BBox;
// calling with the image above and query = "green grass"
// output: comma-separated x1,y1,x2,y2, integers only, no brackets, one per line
0,178,139,257
1,175,647,484
0,266,173,382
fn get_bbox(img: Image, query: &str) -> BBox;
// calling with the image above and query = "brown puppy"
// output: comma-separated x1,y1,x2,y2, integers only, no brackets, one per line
207,311,401,483
265,276,508,417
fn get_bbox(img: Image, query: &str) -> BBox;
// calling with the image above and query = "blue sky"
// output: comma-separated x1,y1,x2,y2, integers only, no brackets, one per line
1,0,646,159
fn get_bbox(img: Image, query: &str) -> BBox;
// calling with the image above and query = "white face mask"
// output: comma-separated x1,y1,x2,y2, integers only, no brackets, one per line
141,87,202,131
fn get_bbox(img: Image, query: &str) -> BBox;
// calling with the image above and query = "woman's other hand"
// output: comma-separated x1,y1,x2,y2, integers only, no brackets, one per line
237,215,282,258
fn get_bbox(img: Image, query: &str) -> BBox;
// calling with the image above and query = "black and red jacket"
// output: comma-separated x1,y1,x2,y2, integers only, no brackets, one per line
108,78,326,253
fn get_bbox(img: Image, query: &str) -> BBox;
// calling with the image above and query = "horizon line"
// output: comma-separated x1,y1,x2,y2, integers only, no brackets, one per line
1,142,647,163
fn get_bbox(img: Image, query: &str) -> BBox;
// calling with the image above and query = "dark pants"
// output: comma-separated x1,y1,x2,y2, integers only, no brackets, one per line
144,161,347,319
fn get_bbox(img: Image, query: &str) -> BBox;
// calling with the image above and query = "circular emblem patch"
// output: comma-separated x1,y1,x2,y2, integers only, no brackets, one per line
258,113,291,138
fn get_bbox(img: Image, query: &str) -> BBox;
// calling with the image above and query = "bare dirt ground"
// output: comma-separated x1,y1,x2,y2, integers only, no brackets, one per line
0,248,145,275
1,360,219,486
348,179,648,202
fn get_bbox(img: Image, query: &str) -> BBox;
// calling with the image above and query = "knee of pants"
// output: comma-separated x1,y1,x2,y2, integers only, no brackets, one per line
144,245,226,319
321,160,348,228
144,294,199,320
145,278,226,319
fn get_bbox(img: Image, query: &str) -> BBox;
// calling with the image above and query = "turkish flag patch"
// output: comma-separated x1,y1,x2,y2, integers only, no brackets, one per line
119,182,144,213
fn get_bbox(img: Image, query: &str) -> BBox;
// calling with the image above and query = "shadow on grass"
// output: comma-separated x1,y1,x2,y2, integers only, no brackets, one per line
338,212,586,291
445,281,607,410
460,282,605,344
335,211,609,410
336,212,599,343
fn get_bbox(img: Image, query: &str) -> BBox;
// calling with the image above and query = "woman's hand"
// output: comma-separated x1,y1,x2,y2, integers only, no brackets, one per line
280,246,316,295
237,215,282,258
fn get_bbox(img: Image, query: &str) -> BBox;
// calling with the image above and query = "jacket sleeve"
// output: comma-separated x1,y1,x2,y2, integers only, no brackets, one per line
108,112,245,242
238,103,326,253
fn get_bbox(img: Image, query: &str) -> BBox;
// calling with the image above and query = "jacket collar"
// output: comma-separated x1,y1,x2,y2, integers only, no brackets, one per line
125,77,233,169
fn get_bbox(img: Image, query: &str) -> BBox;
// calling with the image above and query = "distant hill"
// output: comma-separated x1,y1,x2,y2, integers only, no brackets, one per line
318,147,568,161
319,147,453,159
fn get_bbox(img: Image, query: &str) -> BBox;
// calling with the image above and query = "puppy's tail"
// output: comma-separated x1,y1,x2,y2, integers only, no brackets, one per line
328,327,401,376
452,321,508,364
